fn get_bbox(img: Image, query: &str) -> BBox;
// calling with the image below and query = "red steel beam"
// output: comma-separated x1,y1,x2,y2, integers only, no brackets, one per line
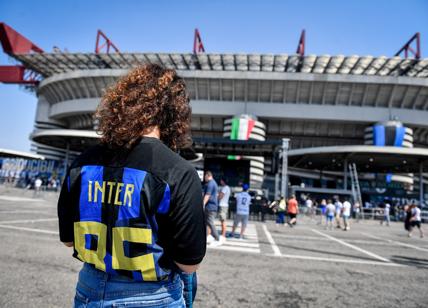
0,65,38,85
95,30,120,54
0,22,43,55
395,32,421,59
193,28,205,54
296,29,305,56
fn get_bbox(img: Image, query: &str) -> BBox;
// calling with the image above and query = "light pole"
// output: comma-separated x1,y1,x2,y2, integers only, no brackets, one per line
281,138,290,199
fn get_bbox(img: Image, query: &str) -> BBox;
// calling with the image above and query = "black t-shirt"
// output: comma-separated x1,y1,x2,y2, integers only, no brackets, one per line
57,137,206,281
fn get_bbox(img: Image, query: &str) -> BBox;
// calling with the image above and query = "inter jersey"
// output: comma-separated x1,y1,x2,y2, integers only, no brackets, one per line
235,192,251,215
57,137,206,282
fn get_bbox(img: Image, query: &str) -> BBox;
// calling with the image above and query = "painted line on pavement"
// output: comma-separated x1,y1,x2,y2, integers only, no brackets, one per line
265,253,405,267
311,229,391,263
361,232,428,253
207,245,260,254
0,196,44,202
273,233,406,247
0,210,53,214
262,224,282,256
0,224,58,235
272,234,325,241
223,239,259,248
0,218,57,224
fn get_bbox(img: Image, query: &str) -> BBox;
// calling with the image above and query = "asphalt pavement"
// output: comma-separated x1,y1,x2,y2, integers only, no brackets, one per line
0,186,427,308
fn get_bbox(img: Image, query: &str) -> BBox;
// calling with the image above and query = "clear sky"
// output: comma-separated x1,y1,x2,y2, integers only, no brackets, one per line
1,0,427,152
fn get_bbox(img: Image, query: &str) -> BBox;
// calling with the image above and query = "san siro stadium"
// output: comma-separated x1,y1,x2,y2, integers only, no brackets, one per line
1,23,428,206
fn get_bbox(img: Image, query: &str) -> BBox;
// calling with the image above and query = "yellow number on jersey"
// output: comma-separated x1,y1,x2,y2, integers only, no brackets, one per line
73,222,157,280
74,221,107,271
112,227,157,281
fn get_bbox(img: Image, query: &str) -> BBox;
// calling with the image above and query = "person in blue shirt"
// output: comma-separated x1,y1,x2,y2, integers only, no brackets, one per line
230,184,252,239
203,171,221,246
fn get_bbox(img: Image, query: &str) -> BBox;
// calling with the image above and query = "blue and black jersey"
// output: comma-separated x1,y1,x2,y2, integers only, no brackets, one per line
57,137,206,282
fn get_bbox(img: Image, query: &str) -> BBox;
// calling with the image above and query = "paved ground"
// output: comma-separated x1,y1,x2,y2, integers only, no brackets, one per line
1,186,428,307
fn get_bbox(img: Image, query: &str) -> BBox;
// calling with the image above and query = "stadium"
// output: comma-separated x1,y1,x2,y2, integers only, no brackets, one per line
1,23,428,206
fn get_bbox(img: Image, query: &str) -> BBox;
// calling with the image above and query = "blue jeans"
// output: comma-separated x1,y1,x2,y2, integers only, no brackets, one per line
74,263,185,307
276,212,285,224
179,272,197,308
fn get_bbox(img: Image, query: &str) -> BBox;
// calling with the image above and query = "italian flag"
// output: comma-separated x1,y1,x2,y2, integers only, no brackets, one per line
230,117,256,140
228,117,256,160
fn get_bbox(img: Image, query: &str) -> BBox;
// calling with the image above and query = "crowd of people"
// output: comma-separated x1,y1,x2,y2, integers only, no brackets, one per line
265,194,425,237
201,182,426,239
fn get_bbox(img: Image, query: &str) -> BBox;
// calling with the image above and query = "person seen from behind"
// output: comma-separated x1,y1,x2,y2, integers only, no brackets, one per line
334,198,343,229
287,194,299,227
57,64,206,308
404,204,411,232
272,196,287,225
305,196,315,220
325,199,336,230
408,203,424,238
342,198,352,231
230,184,251,239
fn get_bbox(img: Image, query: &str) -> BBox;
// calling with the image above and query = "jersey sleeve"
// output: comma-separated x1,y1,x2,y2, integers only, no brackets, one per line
57,171,74,242
57,166,81,243
168,168,206,265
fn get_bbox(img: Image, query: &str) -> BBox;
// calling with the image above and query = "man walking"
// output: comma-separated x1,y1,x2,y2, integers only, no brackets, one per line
334,198,343,229
325,199,336,230
271,196,287,225
230,184,251,239
408,203,424,238
203,171,221,246
218,178,231,242
380,200,391,226
342,199,352,231
287,194,299,227
305,197,315,220
33,177,43,197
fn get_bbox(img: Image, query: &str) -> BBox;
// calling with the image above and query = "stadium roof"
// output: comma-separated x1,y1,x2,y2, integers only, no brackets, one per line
288,145,428,173
12,53,428,78
0,148,45,160
31,129,282,156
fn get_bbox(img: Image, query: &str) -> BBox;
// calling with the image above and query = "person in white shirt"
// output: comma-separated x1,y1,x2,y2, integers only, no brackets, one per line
408,204,424,238
334,199,343,229
353,201,361,222
325,200,336,230
342,199,352,231
230,184,251,239
34,177,43,197
305,197,315,220
380,201,391,226
218,179,231,242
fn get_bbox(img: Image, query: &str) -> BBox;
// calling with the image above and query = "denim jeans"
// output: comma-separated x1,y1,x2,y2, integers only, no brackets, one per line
178,272,197,308
74,263,185,307
276,212,285,224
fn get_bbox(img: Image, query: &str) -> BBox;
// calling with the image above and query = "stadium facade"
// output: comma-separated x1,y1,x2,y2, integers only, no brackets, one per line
1,23,428,205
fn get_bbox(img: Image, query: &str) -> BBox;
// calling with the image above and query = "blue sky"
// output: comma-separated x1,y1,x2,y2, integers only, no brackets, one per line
1,0,427,151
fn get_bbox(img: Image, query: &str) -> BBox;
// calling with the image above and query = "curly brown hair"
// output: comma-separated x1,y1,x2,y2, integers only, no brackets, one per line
94,64,192,150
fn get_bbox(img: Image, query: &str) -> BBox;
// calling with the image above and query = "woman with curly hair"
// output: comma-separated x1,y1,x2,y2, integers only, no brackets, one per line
57,64,206,307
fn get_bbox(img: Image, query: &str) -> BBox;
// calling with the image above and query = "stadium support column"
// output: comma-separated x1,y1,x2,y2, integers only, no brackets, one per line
344,157,348,190
281,138,290,199
420,161,424,207
275,173,280,200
